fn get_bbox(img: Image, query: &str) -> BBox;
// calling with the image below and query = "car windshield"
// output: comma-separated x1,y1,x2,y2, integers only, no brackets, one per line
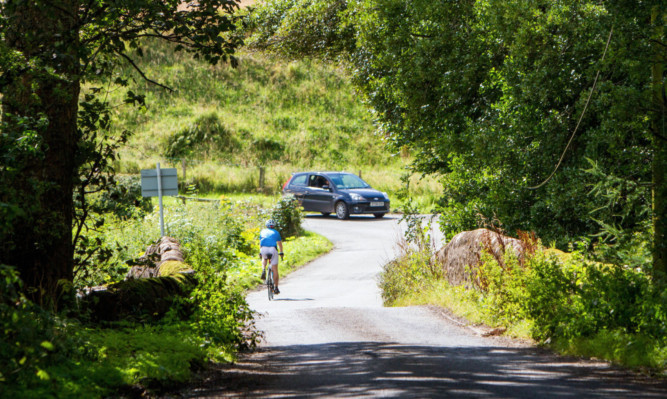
329,174,371,189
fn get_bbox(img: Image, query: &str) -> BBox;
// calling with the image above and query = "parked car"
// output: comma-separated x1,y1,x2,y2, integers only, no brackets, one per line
282,171,390,219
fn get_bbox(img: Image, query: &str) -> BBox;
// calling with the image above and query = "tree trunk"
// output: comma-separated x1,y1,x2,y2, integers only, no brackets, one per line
651,7,666,284
1,0,80,307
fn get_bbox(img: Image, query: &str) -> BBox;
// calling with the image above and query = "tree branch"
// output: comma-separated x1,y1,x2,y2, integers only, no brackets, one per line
410,32,434,39
116,51,174,92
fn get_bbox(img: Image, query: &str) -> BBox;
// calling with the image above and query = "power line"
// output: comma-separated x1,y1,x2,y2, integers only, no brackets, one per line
528,27,614,190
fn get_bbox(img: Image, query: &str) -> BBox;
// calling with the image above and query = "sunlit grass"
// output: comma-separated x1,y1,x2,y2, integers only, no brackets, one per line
97,39,442,213
393,279,533,339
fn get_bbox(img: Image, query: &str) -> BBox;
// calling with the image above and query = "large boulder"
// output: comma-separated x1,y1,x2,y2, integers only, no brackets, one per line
435,228,529,288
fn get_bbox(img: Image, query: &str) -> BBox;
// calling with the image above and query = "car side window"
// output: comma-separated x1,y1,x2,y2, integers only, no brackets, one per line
308,175,329,188
290,174,307,187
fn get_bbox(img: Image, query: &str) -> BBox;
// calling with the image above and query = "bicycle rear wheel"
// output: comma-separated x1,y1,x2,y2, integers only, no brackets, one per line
267,268,274,301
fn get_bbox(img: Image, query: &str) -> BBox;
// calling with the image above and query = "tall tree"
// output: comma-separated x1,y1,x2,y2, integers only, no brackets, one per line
0,0,243,306
650,6,666,281
348,0,661,258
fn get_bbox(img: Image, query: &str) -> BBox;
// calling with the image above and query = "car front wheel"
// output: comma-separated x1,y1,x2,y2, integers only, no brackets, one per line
335,201,349,220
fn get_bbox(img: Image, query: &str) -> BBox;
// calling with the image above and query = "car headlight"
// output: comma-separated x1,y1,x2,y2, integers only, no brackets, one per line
382,192,390,200
349,193,364,201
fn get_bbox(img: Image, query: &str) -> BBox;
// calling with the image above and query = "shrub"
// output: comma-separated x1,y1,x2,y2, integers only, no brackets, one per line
164,112,237,159
95,176,152,220
524,252,665,344
184,239,260,350
478,249,531,325
380,211,441,305
0,265,76,390
478,245,666,351
268,194,303,238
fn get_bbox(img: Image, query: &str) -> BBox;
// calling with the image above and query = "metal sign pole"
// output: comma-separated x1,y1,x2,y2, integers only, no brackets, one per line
156,162,165,237
140,165,177,238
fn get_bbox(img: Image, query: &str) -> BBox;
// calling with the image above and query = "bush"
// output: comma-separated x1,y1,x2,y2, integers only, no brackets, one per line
268,194,303,238
164,112,237,159
478,249,531,326
95,176,153,220
380,212,442,305
476,245,666,370
0,265,78,391
524,252,666,344
184,239,260,351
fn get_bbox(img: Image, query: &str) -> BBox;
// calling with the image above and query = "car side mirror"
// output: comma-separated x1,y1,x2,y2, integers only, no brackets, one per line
322,185,331,191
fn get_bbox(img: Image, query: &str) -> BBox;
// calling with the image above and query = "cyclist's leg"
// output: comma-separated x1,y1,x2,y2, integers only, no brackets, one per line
272,262,279,289
268,247,280,292
260,247,272,279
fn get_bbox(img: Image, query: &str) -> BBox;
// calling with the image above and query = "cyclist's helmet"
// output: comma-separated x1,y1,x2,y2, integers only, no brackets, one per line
265,219,276,228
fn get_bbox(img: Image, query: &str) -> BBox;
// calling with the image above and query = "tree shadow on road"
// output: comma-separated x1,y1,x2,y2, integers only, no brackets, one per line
304,214,399,222
177,342,666,398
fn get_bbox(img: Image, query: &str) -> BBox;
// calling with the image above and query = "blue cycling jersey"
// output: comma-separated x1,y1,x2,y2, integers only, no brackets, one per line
259,228,282,247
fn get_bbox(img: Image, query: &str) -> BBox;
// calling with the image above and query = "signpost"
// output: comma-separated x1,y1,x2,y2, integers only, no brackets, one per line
141,163,178,237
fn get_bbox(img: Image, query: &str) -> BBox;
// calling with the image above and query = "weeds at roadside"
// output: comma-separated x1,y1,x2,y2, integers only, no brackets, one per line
380,211,667,374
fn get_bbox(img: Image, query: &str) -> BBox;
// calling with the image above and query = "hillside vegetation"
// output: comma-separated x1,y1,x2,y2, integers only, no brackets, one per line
108,39,438,205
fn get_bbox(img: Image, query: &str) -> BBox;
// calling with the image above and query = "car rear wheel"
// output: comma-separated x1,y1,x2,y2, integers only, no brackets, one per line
335,201,349,220
374,213,385,219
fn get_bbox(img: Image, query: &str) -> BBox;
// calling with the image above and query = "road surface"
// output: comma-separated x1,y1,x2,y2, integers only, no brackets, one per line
180,215,666,398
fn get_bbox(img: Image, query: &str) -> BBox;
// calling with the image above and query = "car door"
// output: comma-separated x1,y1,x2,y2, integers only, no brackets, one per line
284,173,308,205
303,174,335,212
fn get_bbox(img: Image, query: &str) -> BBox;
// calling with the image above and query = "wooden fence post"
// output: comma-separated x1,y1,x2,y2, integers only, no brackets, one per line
259,166,265,192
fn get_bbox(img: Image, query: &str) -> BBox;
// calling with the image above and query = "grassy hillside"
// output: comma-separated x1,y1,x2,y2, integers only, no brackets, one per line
106,39,439,207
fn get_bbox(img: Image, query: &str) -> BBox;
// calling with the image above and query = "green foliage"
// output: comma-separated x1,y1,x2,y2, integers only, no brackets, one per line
0,265,62,386
471,247,667,371
78,323,207,386
268,194,304,238
165,112,239,159
245,0,356,60
346,0,660,250
184,239,260,350
92,176,153,221
380,250,435,306
1,317,220,398
523,252,666,344
249,137,285,163
380,212,442,305
478,249,531,326
381,228,666,371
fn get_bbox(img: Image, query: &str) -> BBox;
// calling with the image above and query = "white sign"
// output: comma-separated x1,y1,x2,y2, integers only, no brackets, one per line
141,168,178,197
140,163,178,237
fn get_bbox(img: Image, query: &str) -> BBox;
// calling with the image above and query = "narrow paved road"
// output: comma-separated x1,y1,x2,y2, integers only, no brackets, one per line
182,215,666,398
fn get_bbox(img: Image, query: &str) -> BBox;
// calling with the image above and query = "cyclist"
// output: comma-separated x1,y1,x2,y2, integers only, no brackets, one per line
259,219,284,294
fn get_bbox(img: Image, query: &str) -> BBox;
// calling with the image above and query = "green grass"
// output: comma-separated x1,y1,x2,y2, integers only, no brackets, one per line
97,38,441,212
551,331,667,373
393,280,534,339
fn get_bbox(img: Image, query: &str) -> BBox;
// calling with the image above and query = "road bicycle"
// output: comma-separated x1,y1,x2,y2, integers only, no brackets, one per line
264,253,275,301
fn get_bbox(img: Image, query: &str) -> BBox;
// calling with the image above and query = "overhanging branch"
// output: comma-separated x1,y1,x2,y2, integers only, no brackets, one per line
116,51,174,92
